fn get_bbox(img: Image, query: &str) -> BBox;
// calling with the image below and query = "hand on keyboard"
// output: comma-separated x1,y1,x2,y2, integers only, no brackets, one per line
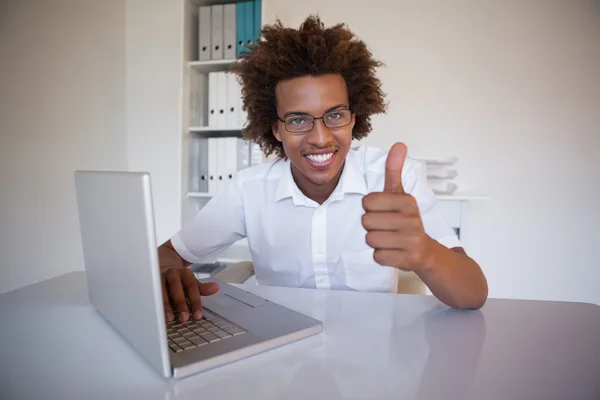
161,267,219,323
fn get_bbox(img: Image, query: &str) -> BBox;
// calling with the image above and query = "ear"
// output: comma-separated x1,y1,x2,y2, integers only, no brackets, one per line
272,123,282,142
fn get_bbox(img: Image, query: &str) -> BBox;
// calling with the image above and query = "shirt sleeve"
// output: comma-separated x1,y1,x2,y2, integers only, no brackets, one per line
404,159,462,249
170,179,247,263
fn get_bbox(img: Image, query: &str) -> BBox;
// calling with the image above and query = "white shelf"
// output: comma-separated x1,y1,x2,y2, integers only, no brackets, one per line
187,192,214,198
188,59,238,74
435,194,491,201
189,126,243,132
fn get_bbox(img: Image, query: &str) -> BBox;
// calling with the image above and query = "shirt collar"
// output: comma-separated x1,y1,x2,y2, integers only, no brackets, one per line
273,150,368,205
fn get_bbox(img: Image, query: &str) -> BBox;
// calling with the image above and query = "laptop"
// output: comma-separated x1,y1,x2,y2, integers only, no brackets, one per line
73,170,322,379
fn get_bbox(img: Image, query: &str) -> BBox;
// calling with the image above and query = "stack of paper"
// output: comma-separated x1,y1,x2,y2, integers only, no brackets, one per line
418,157,459,195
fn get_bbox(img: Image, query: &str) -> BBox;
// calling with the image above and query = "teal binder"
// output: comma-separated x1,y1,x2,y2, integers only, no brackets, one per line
253,0,262,43
243,1,254,51
236,2,245,57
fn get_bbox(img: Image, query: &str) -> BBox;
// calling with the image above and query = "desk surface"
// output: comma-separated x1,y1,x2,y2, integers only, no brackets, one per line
1,272,599,400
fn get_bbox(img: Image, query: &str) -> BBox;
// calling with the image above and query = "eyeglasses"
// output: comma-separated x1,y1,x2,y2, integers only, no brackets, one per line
277,108,353,133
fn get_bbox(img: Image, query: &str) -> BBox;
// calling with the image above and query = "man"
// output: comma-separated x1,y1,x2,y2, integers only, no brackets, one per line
158,16,488,323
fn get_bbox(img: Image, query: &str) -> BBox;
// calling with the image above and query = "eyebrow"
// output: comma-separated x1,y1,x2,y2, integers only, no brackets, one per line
283,104,348,118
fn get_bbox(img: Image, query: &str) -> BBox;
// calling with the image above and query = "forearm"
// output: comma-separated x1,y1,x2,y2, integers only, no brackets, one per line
158,240,191,273
416,237,488,309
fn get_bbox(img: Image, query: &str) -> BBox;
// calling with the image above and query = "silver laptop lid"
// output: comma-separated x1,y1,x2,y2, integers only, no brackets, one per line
74,171,171,377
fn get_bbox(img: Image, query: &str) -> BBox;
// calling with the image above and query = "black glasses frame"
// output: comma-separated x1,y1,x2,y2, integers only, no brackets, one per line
276,108,354,133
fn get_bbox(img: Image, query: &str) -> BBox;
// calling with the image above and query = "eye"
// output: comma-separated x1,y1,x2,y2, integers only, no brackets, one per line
288,117,309,125
326,112,344,121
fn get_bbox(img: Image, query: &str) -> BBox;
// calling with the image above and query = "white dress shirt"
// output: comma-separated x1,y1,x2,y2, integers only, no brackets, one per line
171,144,460,293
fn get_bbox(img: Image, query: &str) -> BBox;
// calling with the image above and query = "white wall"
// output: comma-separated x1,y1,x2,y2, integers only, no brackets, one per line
264,0,600,304
0,0,127,294
125,0,185,245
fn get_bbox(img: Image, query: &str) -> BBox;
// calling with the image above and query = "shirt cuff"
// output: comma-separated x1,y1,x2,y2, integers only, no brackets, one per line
170,233,202,264
436,235,462,249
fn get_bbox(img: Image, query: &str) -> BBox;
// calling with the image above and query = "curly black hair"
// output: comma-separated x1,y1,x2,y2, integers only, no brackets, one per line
228,15,387,159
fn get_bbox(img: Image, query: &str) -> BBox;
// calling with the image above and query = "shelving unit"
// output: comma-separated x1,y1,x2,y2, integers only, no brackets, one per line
179,0,263,263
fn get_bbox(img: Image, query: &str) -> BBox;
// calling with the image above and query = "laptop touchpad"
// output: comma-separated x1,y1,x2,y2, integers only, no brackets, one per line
208,293,262,310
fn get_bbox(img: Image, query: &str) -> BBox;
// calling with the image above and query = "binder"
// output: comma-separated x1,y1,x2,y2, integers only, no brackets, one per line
243,1,254,51
208,138,218,193
216,138,228,192
230,72,246,127
235,2,245,56
223,4,236,60
210,5,224,60
208,72,218,127
190,71,208,127
253,0,262,44
238,95,247,128
225,138,250,183
226,73,240,128
198,6,211,61
192,137,209,193
216,72,227,128
224,137,237,183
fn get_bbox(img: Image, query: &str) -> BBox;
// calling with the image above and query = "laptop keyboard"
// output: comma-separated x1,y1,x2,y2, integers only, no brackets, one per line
166,310,246,353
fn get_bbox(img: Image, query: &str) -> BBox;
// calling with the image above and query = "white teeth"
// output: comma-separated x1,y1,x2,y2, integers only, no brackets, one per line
306,153,333,163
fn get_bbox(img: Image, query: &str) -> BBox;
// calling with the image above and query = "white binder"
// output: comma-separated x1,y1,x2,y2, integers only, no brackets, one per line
216,72,227,128
226,73,240,128
210,5,224,60
224,137,248,183
198,6,211,61
237,79,247,128
208,72,218,127
223,4,236,60
208,138,218,194
216,138,228,193
192,137,209,193
224,137,236,183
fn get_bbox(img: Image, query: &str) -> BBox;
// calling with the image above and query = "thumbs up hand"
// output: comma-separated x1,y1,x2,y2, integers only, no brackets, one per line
361,143,433,271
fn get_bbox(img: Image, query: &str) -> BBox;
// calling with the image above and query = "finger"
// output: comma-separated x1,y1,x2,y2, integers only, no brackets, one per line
373,249,411,270
161,274,174,323
362,212,423,232
366,231,419,250
383,142,408,193
198,281,220,296
166,269,190,322
362,192,418,213
181,269,203,320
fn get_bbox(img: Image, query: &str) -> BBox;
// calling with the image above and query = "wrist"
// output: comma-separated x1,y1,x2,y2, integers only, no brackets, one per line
420,235,440,273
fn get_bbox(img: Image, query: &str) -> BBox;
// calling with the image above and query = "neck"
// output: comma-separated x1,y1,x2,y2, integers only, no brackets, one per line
291,161,345,205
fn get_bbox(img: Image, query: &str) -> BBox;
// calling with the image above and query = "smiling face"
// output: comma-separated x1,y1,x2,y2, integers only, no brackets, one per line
273,74,355,202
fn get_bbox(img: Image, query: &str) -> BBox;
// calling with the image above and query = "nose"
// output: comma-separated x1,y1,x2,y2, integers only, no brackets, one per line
306,118,333,147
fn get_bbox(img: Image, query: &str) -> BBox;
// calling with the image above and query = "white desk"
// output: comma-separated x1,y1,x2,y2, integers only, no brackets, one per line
1,272,598,400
